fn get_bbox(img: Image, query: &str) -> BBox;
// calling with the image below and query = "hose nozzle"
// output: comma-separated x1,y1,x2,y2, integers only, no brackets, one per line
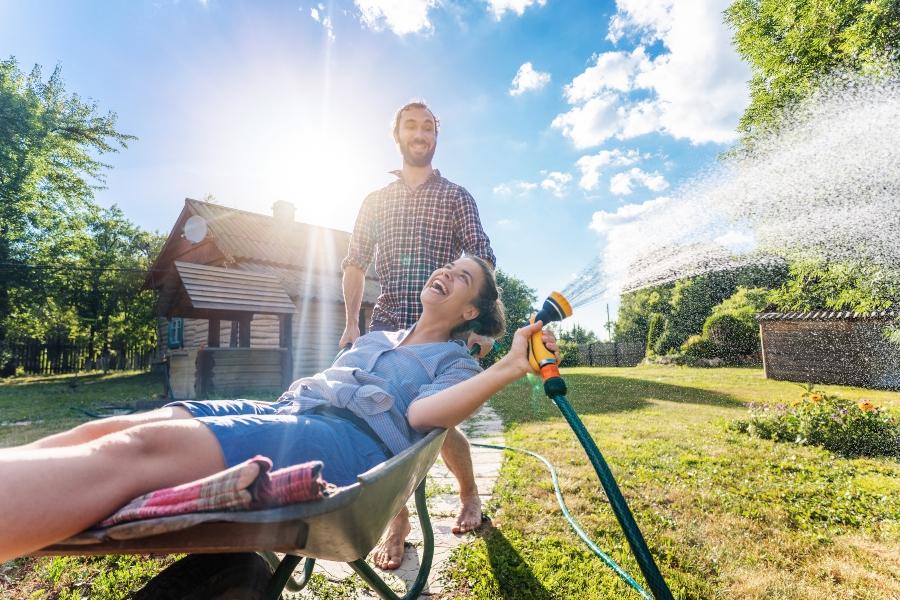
528,291,573,398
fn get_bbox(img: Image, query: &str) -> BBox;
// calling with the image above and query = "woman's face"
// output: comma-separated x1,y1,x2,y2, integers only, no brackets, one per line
420,257,485,324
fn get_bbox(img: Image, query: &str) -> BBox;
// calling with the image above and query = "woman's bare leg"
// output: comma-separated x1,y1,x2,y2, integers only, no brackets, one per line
17,407,193,450
0,418,228,562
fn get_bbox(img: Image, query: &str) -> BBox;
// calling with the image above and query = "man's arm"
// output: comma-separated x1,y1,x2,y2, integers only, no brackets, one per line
339,266,365,347
452,189,497,357
453,188,496,267
340,194,377,347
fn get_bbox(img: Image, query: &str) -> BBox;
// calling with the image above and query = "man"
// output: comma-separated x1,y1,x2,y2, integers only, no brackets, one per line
340,100,496,570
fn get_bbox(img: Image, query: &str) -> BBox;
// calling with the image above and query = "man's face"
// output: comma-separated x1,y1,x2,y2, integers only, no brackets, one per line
395,107,437,168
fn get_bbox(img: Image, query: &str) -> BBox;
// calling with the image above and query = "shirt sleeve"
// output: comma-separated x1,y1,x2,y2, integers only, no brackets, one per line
453,188,496,267
409,354,483,409
341,193,378,272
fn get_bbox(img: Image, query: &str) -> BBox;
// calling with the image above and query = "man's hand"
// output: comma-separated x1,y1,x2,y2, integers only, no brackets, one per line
339,322,360,349
466,332,494,359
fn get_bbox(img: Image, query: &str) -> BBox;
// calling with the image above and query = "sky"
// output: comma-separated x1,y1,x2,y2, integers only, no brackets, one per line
0,0,751,337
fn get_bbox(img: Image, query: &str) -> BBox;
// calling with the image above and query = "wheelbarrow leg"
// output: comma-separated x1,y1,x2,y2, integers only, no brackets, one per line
349,480,434,600
262,554,312,600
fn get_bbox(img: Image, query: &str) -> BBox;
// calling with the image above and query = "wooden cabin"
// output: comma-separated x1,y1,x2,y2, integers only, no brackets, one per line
145,198,379,399
757,310,900,390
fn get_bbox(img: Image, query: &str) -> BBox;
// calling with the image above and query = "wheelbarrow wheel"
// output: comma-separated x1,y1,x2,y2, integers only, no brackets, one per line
134,552,275,600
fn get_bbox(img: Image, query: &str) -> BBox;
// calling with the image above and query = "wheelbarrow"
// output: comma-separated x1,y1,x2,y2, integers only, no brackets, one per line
33,428,449,599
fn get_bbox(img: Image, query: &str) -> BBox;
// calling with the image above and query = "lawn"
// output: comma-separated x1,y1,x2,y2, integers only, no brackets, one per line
1,367,898,598
445,366,900,599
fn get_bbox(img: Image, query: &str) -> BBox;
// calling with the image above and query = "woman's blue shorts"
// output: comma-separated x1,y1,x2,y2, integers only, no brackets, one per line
167,399,389,486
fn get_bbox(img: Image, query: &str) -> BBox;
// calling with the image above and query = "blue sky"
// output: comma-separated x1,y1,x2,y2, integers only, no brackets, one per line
0,0,750,336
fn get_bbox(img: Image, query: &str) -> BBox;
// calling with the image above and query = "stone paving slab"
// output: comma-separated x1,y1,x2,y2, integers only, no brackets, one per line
289,405,504,598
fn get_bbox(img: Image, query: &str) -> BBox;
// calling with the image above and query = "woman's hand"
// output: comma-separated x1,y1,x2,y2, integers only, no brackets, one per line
496,321,562,378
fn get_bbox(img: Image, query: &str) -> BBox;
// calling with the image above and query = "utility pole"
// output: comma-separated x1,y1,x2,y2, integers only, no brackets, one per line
605,303,613,341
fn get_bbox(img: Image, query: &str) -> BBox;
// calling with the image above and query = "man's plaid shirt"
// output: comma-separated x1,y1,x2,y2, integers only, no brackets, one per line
342,169,496,330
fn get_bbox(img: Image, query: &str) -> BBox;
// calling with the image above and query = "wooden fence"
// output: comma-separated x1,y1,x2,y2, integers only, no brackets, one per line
2,337,154,376
575,341,645,367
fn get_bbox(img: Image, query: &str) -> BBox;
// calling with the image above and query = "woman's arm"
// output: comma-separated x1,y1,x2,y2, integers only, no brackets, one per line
407,322,558,431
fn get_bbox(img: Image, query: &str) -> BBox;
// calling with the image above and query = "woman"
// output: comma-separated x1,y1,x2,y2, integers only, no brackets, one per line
0,256,558,561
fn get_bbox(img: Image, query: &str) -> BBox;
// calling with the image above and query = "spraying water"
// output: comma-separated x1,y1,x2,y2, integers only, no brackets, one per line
567,73,900,302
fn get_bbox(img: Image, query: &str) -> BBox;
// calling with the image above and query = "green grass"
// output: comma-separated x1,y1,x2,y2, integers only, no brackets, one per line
446,366,900,599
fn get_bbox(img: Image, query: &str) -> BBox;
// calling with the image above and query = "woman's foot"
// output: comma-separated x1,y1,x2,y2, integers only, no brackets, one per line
372,512,412,570
452,493,483,534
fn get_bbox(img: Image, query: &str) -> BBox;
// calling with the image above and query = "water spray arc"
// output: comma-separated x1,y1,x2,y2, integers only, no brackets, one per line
477,291,673,599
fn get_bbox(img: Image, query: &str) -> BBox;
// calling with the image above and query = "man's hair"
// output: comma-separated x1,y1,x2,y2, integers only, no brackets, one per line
392,100,440,137
451,254,506,339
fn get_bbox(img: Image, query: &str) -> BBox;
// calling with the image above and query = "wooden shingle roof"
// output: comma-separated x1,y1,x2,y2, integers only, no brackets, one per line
757,310,898,321
174,261,295,314
184,199,350,270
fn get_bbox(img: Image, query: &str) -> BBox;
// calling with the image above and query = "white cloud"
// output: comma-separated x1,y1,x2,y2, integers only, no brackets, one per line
540,171,572,198
310,4,335,40
552,0,750,147
609,167,668,195
590,196,672,233
497,218,519,229
486,0,546,20
606,0,672,44
575,148,643,191
510,62,551,96
355,0,436,35
493,181,538,196
550,93,620,148
564,48,649,102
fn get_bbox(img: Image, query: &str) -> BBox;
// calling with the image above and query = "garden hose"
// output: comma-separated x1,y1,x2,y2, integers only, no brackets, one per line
470,439,653,599
471,291,673,599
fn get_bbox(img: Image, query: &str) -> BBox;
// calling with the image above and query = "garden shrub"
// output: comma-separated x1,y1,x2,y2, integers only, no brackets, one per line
680,334,718,359
703,312,758,357
645,313,665,357
729,387,900,457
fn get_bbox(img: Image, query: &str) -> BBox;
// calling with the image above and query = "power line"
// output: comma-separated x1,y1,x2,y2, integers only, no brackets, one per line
0,262,159,274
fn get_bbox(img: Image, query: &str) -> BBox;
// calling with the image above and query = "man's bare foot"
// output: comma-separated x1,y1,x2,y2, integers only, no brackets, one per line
372,513,411,570
452,494,483,534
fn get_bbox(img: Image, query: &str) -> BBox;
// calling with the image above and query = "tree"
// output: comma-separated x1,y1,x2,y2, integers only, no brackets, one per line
726,0,900,137
485,270,537,366
614,285,673,343
557,323,599,367
0,58,134,352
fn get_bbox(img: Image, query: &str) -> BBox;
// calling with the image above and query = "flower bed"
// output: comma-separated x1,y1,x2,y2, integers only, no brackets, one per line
730,386,900,457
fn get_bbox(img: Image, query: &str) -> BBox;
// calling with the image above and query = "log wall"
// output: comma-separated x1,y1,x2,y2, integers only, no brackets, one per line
196,347,288,398
760,318,900,390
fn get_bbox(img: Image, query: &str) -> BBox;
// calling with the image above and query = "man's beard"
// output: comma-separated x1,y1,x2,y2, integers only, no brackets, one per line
400,139,436,168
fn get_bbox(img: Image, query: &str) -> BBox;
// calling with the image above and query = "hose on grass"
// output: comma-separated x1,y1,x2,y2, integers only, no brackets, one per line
471,392,673,600
470,439,653,599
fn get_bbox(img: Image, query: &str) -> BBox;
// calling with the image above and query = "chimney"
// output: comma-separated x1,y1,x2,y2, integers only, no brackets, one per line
272,200,296,223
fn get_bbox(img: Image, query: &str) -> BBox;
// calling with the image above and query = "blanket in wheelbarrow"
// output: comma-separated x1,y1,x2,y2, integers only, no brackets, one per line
99,456,331,530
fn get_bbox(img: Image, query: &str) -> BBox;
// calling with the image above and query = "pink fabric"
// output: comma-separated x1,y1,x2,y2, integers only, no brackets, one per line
98,456,328,528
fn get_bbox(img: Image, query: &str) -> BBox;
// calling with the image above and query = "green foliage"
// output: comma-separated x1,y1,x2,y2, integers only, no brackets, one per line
613,285,672,344
725,0,900,138
768,259,898,313
676,286,769,363
645,312,665,357
730,386,900,457
703,312,759,357
0,58,160,372
485,269,537,366
556,323,598,367
680,334,718,359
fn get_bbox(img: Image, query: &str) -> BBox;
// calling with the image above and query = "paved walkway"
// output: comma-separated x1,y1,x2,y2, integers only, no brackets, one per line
292,405,504,598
